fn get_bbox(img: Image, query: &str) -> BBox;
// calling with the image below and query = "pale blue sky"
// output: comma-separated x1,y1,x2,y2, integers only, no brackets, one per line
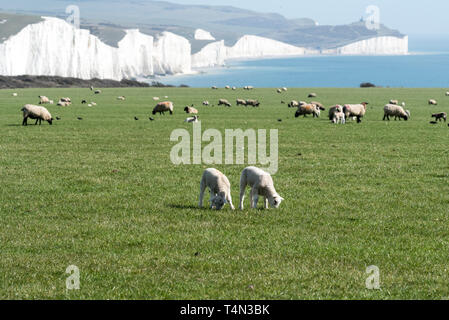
169,0,448,35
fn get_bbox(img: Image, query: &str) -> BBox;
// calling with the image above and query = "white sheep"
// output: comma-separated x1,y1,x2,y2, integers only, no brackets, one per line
429,99,438,105
383,104,410,121
218,99,231,107
343,103,368,123
117,96,126,101
389,99,399,105
153,97,160,101
239,166,284,210
184,106,198,114
12,93,18,97
225,85,230,89
152,101,174,115
57,101,70,107
328,105,346,124
277,88,282,94
199,168,235,210
94,90,102,94
282,87,288,91
185,115,199,123
21,104,53,126
39,96,50,104
236,99,247,106
288,100,300,108
202,101,210,106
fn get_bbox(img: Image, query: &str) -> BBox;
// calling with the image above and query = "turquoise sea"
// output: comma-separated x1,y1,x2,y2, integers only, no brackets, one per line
158,35,449,88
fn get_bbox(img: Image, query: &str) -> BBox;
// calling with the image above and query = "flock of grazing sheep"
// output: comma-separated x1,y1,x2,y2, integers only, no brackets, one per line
13,85,448,211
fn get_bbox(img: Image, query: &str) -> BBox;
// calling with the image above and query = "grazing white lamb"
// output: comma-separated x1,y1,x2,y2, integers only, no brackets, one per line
199,168,235,210
239,166,284,210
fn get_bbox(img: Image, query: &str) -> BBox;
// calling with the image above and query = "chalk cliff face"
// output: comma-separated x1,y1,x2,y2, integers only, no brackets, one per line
323,36,409,55
194,29,215,41
152,32,192,75
0,17,409,80
191,36,307,68
0,17,191,80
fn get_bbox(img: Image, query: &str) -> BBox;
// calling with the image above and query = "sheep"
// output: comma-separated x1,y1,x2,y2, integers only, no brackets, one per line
185,115,199,123
21,104,53,126
282,87,288,91
328,105,346,124
236,99,247,106
202,101,210,106
239,166,284,210
311,101,325,111
295,103,321,118
429,99,438,105
218,99,231,107
288,100,300,108
383,104,410,121
246,99,260,107
117,96,126,101
81,100,87,104
432,112,447,122
308,93,317,98
225,85,230,89
389,99,399,105
211,86,218,90
244,86,254,90
232,86,237,90
401,102,406,107
12,93,18,97
153,97,160,101
184,106,198,114
90,86,94,91
199,168,235,210
152,101,174,115
343,102,368,123
277,88,282,94
38,96,50,104
57,101,70,107
58,97,72,106
446,92,449,96
94,90,102,94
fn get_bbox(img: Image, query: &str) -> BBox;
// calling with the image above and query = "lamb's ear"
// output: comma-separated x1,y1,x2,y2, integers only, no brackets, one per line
280,197,285,201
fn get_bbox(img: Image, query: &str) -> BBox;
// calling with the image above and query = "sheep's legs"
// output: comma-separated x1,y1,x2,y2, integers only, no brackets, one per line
239,173,247,210
250,188,259,209
226,193,235,210
22,117,28,126
198,179,206,208
264,197,269,209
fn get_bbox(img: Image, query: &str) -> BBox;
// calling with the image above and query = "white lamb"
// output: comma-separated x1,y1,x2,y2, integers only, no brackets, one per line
239,166,284,210
199,168,235,210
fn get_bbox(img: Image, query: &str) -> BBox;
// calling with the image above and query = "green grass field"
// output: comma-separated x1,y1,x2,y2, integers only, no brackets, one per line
0,87,448,300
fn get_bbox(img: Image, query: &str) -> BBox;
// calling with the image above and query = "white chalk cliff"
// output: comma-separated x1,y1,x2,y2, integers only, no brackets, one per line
0,17,408,80
322,36,409,55
0,17,191,80
194,29,215,41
